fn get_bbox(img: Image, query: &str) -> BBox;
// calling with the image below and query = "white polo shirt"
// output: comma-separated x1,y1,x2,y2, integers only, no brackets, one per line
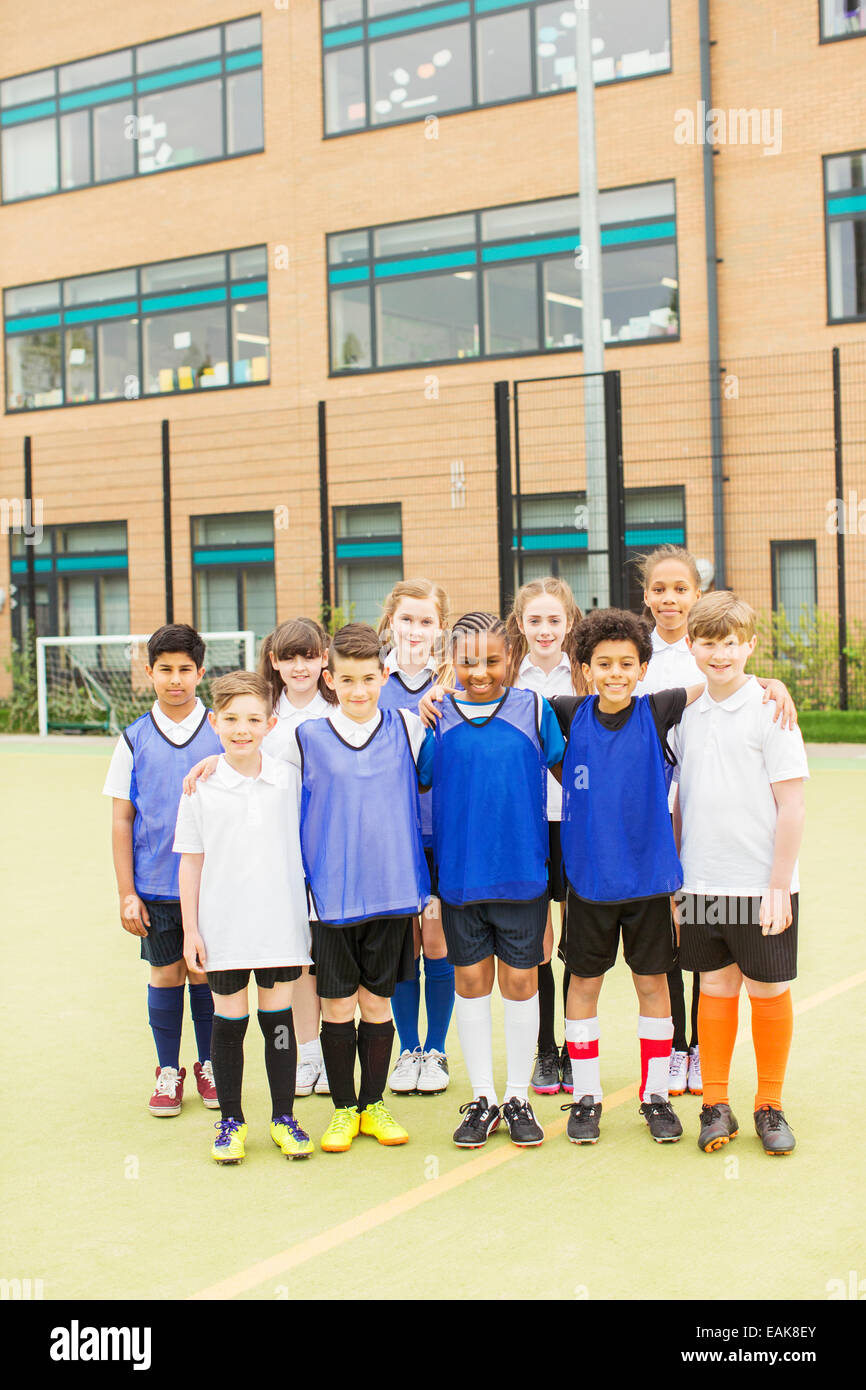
172,751,311,971
102,698,208,800
384,650,437,691
263,688,332,762
635,629,702,696
516,653,575,820
671,677,809,896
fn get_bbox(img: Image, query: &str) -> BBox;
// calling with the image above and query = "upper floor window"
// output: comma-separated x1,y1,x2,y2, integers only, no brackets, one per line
820,0,866,39
825,150,866,321
0,15,263,202
321,0,671,136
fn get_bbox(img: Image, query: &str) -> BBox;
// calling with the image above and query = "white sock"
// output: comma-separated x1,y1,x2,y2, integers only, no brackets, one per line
454,993,497,1107
565,1016,602,1102
299,1038,323,1065
502,993,539,1103
639,1015,674,1102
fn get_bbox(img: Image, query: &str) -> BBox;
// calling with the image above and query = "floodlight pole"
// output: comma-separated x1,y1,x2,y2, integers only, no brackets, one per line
575,0,609,608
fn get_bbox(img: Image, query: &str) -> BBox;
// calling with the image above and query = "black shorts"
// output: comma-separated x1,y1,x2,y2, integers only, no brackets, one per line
440,894,548,970
207,965,302,994
547,822,567,903
139,899,184,967
424,847,439,898
561,889,677,977
311,917,415,999
676,892,799,984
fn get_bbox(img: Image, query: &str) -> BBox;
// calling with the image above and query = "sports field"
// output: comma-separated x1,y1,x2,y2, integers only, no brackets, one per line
3,736,865,1303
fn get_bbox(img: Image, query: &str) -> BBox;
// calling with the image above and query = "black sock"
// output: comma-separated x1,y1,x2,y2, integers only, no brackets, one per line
320,1020,357,1109
561,969,572,1032
211,1014,248,1122
537,961,557,1051
258,1008,297,1120
689,973,701,1050
357,1020,395,1111
668,966,687,1052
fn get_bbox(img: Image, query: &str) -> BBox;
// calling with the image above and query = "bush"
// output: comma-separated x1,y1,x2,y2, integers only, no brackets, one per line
751,610,866,711
0,626,39,733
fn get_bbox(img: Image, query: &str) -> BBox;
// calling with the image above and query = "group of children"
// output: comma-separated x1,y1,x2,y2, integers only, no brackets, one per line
105,547,807,1163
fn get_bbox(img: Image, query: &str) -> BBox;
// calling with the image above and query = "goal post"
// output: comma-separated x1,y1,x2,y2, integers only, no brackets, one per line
35,630,255,737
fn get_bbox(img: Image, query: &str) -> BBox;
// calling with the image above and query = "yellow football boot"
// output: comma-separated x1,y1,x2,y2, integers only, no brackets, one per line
320,1106,360,1152
359,1100,409,1146
270,1114,314,1159
211,1118,247,1164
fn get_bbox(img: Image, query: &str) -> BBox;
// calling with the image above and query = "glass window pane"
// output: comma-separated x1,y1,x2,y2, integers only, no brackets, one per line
93,101,135,181
226,16,262,50
232,299,270,383
194,513,273,545
543,259,582,348
142,254,226,294
337,561,403,626
377,271,478,365
624,488,684,526
66,325,96,403
324,45,366,134
64,269,137,306
61,576,98,637
482,197,579,243
227,68,264,154
137,80,224,172
98,319,139,400
323,0,363,23
336,505,401,538
368,23,472,125
477,10,532,105
1,70,54,107
5,331,63,409
590,0,671,80
484,264,539,354
822,0,866,37
143,305,229,394
773,545,817,624
828,219,866,318
196,569,239,632
369,0,432,14
330,285,372,369
600,182,675,225
601,242,679,340
100,573,130,634
329,230,369,265
5,282,60,315
137,28,221,74
826,151,866,192
243,567,276,639
1,119,58,200
231,247,268,279
374,214,475,258
517,494,585,529
61,522,127,552
59,50,132,93
59,109,91,189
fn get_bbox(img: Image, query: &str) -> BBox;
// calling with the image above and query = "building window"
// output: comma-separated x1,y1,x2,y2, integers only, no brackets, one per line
328,183,678,373
320,0,672,136
820,0,866,39
191,512,276,642
9,520,129,643
771,541,818,628
825,151,866,321
4,245,269,410
334,503,402,624
623,486,686,610
0,16,263,203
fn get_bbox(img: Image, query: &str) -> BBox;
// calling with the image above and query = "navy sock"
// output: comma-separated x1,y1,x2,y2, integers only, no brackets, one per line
211,1014,249,1122
187,982,214,1063
147,984,184,1070
320,1020,358,1110
391,957,421,1053
422,953,455,1055
258,1007,297,1120
357,1020,395,1111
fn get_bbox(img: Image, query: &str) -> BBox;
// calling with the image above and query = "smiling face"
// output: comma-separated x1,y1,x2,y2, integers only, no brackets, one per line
519,594,571,668
391,596,441,671
270,646,326,704
644,559,701,641
452,630,509,703
323,654,387,723
211,692,274,757
582,639,647,712
145,651,205,718
688,629,756,695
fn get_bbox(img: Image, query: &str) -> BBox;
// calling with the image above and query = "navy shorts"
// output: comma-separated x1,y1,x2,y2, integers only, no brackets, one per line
440,894,548,970
561,889,677,977
207,965,302,995
139,899,184,967
676,892,798,984
312,916,415,999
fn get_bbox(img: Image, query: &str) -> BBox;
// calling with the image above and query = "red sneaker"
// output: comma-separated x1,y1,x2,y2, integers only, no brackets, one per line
194,1060,219,1109
149,1065,185,1116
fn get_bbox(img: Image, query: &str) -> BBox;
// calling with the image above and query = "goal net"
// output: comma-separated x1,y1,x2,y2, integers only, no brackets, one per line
36,631,256,737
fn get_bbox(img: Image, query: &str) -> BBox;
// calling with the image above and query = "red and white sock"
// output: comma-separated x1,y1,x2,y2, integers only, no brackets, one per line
565,1016,602,1102
639,1015,674,1102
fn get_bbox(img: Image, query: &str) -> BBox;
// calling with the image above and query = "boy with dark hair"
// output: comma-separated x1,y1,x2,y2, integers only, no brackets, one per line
103,623,222,1116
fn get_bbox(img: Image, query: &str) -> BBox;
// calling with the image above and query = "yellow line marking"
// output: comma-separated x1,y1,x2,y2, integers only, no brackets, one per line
189,969,866,1301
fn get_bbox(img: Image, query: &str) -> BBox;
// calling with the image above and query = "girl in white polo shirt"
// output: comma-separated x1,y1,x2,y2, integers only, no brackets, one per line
506,576,588,1097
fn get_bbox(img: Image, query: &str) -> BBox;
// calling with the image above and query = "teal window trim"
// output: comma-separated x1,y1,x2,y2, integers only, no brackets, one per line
193,546,275,566
827,193,866,216
329,265,371,285
229,279,268,299
5,311,62,333
373,250,477,278
11,557,52,574
601,219,676,246
475,0,527,11
335,541,403,559
141,286,227,313
225,47,263,72
483,235,577,264
63,300,139,326
58,81,134,111
322,25,365,48
12,552,128,574
513,532,588,552
624,526,685,547
0,99,57,125
137,59,223,94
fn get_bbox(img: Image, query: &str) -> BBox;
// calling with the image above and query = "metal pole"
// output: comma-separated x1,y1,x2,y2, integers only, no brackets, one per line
513,382,524,586
318,401,331,617
575,0,608,607
494,380,513,616
23,436,36,655
699,0,726,589
161,419,174,624
832,347,848,711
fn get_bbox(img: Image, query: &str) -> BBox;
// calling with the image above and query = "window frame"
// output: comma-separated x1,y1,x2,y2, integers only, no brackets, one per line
9,520,129,644
823,148,866,324
818,0,866,43
190,509,277,638
332,501,403,620
770,539,818,623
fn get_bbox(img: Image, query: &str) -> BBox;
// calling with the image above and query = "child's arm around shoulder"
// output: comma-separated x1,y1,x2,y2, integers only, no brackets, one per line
398,708,435,788
182,753,220,796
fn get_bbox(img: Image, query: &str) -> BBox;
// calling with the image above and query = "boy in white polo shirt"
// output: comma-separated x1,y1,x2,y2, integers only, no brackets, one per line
671,593,808,1156
174,671,313,1164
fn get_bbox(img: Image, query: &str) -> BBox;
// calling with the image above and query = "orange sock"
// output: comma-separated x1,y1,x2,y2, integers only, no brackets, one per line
697,993,739,1106
750,989,793,1111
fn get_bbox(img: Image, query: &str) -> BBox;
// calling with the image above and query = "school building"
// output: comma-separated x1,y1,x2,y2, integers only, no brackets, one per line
0,1,864,701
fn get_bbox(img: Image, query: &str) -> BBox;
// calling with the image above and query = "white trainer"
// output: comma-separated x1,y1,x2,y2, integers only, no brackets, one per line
295,1058,320,1097
668,1048,689,1097
388,1047,423,1094
417,1050,450,1094
313,1060,330,1095
687,1045,703,1095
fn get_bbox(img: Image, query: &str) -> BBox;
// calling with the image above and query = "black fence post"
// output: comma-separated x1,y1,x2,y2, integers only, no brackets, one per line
318,401,331,621
161,419,173,624
832,347,848,711
603,371,627,608
494,380,513,617
23,435,35,658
